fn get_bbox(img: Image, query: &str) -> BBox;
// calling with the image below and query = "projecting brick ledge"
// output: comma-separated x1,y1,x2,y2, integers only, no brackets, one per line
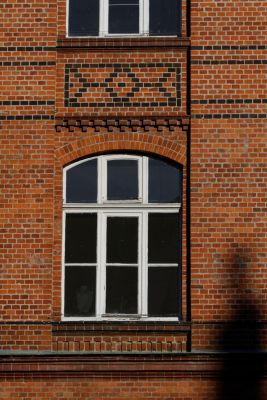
55,116,190,133
0,352,267,378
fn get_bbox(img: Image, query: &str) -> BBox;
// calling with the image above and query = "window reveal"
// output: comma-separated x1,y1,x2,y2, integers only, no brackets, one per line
63,155,182,320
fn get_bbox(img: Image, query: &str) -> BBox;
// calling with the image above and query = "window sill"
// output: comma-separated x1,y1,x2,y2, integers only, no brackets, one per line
57,36,190,50
61,317,182,323
54,321,191,330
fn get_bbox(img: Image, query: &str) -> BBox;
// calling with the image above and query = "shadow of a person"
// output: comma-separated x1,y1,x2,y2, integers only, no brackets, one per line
219,251,264,400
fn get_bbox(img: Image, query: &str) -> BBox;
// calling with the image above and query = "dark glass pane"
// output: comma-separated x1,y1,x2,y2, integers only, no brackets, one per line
106,267,138,314
148,213,179,263
65,266,96,316
107,217,138,263
149,0,179,36
148,267,178,316
66,159,97,203
109,3,139,34
107,159,138,200
149,158,182,203
69,0,99,36
65,214,97,263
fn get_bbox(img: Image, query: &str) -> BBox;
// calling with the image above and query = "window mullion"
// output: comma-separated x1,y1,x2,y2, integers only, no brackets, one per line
99,155,105,204
143,0,149,35
98,211,106,316
62,211,66,318
141,158,148,316
100,0,108,36
142,156,148,204
141,210,148,316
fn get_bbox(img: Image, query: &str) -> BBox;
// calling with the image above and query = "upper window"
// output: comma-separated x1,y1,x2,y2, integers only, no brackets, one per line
63,154,182,320
68,0,180,37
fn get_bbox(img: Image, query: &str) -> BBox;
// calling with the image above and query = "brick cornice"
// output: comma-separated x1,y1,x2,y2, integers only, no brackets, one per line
0,352,267,378
55,115,190,133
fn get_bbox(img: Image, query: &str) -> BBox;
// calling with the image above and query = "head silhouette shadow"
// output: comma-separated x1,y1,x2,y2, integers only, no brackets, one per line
218,247,264,400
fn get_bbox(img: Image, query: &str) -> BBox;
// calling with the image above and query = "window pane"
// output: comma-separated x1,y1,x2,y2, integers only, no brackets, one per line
148,213,179,263
107,159,138,200
149,158,182,203
106,267,138,314
109,1,139,34
69,0,99,36
65,266,96,316
107,217,138,263
65,214,97,263
148,267,178,316
149,0,179,36
66,159,97,203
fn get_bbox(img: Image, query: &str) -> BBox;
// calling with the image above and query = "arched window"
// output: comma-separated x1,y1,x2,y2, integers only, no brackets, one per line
63,154,182,320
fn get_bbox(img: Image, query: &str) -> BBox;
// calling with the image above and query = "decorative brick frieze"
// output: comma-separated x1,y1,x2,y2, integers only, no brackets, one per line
64,63,181,109
52,323,190,353
55,116,190,133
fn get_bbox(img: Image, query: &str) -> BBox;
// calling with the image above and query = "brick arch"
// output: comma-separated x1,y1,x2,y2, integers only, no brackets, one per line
55,132,186,167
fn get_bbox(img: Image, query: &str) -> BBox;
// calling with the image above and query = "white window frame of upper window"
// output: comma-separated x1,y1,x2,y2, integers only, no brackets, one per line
101,0,149,37
62,154,181,321
67,0,150,38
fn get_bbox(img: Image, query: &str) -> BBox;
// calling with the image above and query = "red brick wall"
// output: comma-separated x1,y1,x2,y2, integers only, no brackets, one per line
1,0,267,396
1,376,267,400
0,379,219,400
190,0,267,349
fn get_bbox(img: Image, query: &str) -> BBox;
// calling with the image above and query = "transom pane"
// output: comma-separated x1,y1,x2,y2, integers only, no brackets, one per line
107,159,138,200
149,158,182,203
66,158,97,203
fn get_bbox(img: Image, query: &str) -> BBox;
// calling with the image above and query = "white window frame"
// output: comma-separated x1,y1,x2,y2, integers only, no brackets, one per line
100,0,149,37
66,0,150,38
62,155,181,321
